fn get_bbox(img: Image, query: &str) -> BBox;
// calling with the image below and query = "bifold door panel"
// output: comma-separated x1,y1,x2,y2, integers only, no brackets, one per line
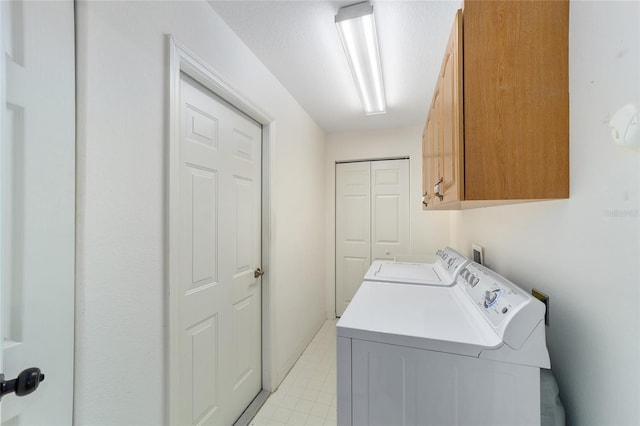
335,160,409,316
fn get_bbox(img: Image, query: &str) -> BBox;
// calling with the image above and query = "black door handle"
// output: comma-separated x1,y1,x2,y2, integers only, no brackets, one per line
0,368,45,400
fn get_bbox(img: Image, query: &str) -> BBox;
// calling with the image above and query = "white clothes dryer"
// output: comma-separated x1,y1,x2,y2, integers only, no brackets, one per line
364,246,469,286
337,262,550,426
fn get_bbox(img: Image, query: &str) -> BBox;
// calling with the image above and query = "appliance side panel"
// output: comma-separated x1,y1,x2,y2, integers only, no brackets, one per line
351,339,418,426
349,339,540,426
337,336,353,425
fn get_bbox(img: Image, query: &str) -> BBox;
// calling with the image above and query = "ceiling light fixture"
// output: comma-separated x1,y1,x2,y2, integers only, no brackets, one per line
335,1,386,115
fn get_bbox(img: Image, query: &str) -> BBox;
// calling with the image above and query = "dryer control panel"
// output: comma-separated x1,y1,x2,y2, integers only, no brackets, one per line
457,262,545,349
435,247,469,276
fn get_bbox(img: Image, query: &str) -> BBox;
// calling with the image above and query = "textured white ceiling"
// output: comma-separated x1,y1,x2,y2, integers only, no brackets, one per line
209,0,462,133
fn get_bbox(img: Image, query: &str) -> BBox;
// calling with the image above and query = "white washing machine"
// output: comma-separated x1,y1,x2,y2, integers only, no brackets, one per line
337,261,550,426
364,246,469,286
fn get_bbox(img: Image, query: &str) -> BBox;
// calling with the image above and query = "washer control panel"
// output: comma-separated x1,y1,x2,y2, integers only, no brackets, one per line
457,262,548,359
457,262,528,329
435,247,469,276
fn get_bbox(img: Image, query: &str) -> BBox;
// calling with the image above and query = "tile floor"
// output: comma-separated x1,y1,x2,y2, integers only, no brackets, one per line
249,320,338,426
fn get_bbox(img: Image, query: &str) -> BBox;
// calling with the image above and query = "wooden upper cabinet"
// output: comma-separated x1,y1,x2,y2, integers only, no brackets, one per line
422,9,463,209
439,9,463,205
421,118,433,207
422,91,442,208
422,1,569,210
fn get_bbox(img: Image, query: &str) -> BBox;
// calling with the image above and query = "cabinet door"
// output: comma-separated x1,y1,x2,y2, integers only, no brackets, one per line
421,116,435,209
434,90,444,207
421,121,429,209
428,91,443,208
422,10,462,210
463,1,569,200
439,9,463,204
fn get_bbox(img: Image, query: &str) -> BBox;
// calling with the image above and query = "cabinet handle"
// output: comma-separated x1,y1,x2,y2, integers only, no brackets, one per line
434,178,444,201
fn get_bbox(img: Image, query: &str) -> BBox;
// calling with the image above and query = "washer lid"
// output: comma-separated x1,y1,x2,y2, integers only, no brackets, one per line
364,247,469,286
337,281,502,356
364,261,448,285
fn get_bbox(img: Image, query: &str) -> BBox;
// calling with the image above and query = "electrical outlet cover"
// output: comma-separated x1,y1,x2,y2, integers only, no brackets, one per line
532,289,549,326
471,243,484,265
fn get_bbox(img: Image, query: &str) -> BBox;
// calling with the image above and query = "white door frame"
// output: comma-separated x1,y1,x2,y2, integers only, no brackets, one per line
167,36,275,425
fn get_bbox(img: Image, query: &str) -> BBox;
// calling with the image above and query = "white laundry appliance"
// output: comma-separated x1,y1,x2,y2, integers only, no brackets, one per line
337,261,550,426
364,246,469,286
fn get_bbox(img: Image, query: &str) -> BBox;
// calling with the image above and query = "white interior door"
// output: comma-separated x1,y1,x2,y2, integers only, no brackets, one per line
370,159,409,261
0,0,75,424
335,159,409,317
178,74,262,425
335,162,371,318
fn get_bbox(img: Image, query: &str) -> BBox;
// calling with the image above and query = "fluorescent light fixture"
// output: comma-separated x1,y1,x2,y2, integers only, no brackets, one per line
335,2,386,115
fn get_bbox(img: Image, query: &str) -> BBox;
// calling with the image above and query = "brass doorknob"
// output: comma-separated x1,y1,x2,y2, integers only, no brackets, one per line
254,268,265,278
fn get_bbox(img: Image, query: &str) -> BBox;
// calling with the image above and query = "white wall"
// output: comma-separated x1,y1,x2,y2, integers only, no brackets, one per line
325,126,450,317
75,1,326,423
450,2,640,425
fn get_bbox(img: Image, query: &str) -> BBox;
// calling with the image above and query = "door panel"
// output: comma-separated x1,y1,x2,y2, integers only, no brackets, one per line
227,97,262,420
335,160,409,317
344,196,369,241
233,296,254,388
189,316,219,424
335,162,371,317
371,160,409,261
179,74,261,425
191,170,218,285
1,1,75,423
342,257,369,303
374,196,400,241
233,176,253,274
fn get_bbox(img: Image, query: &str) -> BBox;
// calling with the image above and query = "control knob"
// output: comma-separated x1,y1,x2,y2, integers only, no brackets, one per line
459,268,469,280
465,273,478,287
483,290,500,308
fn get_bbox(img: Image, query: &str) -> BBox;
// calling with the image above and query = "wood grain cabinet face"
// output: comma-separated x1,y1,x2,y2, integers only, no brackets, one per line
439,9,463,206
421,1,569,210
422,95,443,208
422,10,463,210
422,118,433,207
